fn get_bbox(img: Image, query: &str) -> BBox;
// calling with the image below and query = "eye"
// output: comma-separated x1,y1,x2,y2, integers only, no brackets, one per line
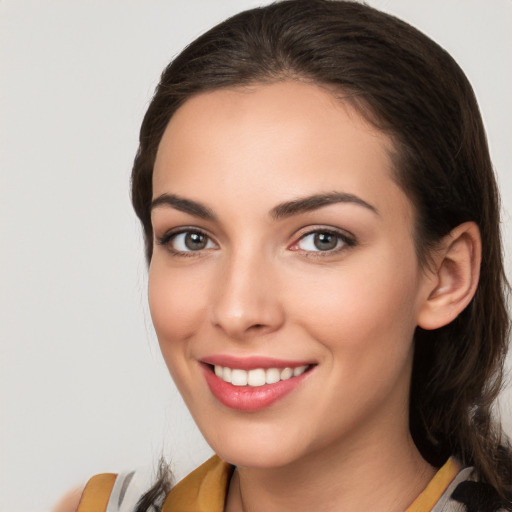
158,229,217,254
291,229,355,254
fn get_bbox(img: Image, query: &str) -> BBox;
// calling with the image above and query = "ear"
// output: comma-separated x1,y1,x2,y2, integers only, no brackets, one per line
417,222,481,330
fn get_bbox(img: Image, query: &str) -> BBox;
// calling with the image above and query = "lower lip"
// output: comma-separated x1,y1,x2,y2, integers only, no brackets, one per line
202,365,311,412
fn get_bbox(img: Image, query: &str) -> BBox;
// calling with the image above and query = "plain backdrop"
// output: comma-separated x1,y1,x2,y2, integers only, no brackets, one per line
1,1,511,511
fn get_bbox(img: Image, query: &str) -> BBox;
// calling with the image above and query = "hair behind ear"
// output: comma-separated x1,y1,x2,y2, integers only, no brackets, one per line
409,216,511,495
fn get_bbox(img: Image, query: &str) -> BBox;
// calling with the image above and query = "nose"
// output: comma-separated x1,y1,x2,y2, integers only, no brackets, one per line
209,250,285,341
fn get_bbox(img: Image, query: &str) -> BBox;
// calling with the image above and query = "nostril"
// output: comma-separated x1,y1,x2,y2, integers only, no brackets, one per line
244,323,268,334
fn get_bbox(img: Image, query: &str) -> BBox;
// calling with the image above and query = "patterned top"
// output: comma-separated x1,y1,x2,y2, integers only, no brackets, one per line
77,455,507,512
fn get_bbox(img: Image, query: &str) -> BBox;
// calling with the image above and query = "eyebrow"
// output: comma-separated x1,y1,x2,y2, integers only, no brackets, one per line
270,192,379,219
151,193,216,220
150,191,378,221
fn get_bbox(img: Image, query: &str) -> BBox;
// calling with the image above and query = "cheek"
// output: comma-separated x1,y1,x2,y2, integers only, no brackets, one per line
287,247,422,357
148,260,207,345
147,260,211,406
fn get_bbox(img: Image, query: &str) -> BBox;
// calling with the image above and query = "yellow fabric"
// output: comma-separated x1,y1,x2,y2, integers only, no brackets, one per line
406,457,460,512
162,456,233,512
76,473,117,512
76,456,459,511
162,456,460,512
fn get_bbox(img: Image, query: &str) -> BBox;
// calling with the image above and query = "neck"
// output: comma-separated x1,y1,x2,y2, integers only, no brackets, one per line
225,422,435,512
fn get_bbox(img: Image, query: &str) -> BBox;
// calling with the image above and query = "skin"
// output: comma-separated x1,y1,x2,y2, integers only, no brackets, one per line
148,81,478,512
52,486,83,512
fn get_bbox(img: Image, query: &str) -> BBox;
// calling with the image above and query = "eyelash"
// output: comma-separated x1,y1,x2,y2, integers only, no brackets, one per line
157,228,217,257
156,227,356,257
290,228,356,257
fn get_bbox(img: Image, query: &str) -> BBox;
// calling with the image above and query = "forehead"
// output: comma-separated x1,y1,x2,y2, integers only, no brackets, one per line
153,81,410,222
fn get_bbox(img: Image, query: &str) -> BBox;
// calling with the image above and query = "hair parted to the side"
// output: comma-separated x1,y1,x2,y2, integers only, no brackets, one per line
131,0,511,506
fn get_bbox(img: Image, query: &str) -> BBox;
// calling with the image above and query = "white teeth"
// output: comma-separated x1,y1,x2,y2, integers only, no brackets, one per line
213,364,310,387
265,368,281,384
231,369,248,386
280,367,293,380
293,365,308,377
222,366,232,383
248,368,266,387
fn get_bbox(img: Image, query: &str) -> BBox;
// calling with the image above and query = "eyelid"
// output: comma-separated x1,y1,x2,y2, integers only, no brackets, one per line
155,224,355,257
156,226,219,255
288,226,356,254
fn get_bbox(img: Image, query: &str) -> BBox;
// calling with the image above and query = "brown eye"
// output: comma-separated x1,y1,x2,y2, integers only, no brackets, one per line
313,232,338,251
184,232,208,250
297,231,344,252
162,230,217,253
292,229,356,254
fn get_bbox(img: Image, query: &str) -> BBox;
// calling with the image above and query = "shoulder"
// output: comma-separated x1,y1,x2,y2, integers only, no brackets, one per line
161,455,233,512
74,456,232,512
76,468,159,512
435,466,510,512
52,485,85,512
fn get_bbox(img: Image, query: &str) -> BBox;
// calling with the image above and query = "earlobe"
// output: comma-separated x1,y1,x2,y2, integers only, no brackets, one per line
417,222,481,330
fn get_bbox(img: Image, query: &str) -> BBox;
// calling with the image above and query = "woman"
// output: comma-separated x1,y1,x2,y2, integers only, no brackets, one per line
75,1,511,510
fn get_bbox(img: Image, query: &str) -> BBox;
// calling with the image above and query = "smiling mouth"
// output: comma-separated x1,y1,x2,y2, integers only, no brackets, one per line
201,358,316,411
212,364,311,387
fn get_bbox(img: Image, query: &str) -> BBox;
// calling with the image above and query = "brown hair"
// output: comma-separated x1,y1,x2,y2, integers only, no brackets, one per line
131,0,511,503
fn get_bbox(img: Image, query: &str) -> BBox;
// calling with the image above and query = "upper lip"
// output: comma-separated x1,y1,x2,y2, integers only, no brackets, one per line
201,355,315,370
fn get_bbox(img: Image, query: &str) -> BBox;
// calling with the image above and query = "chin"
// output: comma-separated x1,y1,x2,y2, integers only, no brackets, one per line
216,442,302,469
199,418,313,469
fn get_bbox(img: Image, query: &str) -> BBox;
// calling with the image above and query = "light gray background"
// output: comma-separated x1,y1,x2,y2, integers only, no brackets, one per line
1,1,511,511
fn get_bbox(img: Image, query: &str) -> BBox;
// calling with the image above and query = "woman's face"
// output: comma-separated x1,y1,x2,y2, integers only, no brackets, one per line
149,81,434,469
